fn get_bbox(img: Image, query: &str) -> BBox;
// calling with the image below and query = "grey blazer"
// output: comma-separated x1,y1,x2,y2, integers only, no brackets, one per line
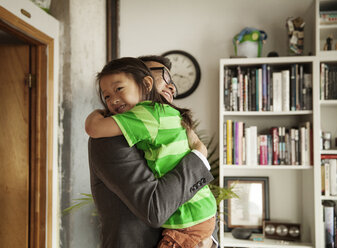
88,136,218,248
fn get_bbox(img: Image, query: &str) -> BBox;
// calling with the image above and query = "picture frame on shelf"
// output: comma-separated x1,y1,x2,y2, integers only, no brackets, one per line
224,177,270,233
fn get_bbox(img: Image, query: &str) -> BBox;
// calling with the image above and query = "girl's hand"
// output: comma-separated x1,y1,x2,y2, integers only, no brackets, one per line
186,129,207,158
85,109,122,138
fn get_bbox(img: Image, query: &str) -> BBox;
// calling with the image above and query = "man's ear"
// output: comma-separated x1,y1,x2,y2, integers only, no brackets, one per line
143,76,153,93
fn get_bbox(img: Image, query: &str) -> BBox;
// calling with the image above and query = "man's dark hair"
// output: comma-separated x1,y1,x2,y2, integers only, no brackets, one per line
138,55,172,70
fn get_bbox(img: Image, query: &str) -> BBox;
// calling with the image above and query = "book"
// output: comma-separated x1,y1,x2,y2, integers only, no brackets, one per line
295,129,299,165
224,67,231,111
282,70,290,111
258,68,263,111
322,154,337,159
232,77,238,111
251,69,256,111
330,159,337,196
250,126,258,166
299,65,304,110
325,162,330,196
272,72,282,112
245,127,251,166
267,65,272,111
270,127,279,165
289,128,296,165
291,64,297,110
262,64,267,111
322,201,336,247
223,122,227,163
260,135,268,165
226,120,233,165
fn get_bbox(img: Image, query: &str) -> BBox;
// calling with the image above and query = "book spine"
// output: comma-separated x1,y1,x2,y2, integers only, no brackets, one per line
295,129,299,165
285,131,290,165
232,77,238,111
291,129,296,165
271,127,279,165
322,164,325,195
291,64,296,110
235,121,239,165
245,127,251,166
300,127,306,165
299,65,303,110
226,120,232,165
223,122,227,163
322,155,337,159
282,127,286,165
238,122,243,165
224,67,230,111
295,64,299,110
245,75,249,111
267,134,272,165
320,63,325,100
251,69,256,111
267,65,272,111
272,72,282,112
325,162,330,196
282,70,290,111
262,64,267,111
258,68,263,111
260,135,268,165
238,67,243,111
322,201,336,247
251,126,258,166
330,159,337,196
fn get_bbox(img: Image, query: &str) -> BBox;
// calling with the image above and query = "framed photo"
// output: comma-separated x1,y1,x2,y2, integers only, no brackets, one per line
224,177,269,233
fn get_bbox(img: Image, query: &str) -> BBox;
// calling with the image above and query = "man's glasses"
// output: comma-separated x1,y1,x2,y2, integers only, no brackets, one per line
149,67,178,97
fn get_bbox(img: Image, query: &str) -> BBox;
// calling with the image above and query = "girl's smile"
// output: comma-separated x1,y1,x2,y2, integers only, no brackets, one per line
100,72,143,115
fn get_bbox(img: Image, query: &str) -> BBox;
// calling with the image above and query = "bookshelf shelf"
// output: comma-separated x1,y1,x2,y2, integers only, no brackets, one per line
221,233,313,248
222,111,312,116
320,100,337,105
222,165,313,170
321,149,337,154
321,195,337,200
319,23,337,29
318,51,337,58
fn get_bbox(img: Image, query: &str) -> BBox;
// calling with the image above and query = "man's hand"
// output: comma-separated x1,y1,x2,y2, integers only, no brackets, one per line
186,129,207,158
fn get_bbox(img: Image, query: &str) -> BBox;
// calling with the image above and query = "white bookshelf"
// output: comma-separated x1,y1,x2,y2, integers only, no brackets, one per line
219,57,315,248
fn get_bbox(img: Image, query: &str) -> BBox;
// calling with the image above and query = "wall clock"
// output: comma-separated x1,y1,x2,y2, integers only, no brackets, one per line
162,50,201,99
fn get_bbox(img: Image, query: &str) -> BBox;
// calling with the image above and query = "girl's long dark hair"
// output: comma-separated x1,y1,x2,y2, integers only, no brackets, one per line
96,57,194,129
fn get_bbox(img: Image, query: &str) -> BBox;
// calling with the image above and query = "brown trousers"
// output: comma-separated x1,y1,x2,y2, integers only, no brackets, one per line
157,216,215,248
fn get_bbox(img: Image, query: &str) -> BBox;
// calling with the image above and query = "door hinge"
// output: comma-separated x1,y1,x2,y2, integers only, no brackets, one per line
27,74,36,88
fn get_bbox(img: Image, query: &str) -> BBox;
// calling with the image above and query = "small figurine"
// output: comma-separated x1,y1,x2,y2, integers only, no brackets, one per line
233,27,267,58
324,34,333,51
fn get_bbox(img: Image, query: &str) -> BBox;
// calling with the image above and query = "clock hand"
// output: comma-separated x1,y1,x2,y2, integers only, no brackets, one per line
172,73,186,79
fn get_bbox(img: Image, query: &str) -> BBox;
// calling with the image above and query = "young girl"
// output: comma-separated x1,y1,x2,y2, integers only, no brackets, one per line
85,57,217,248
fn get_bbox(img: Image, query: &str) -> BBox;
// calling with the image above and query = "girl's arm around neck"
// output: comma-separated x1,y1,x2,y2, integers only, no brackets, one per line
85,109,122,138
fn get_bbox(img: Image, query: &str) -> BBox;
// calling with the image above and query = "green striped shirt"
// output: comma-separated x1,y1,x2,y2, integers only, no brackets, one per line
112,101,216,228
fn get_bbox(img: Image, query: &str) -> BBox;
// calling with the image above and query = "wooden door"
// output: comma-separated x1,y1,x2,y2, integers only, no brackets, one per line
0,44,30,248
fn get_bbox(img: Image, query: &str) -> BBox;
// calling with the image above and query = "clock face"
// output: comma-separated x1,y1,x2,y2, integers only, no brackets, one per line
162,50,201,99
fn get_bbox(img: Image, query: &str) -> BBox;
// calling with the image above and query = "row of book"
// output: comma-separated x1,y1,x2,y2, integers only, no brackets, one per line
322,200,336,248
322,156,337,197
320,11,337,24
223,120,312,166
320,63,337,100
223,64,312,112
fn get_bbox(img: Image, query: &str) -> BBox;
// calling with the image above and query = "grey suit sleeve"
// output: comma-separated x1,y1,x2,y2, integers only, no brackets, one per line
88,136,214,228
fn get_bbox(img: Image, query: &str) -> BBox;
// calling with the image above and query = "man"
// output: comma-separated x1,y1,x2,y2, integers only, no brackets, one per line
88,55,218,248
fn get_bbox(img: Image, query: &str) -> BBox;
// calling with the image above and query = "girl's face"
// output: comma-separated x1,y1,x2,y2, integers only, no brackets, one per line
100,72,143,114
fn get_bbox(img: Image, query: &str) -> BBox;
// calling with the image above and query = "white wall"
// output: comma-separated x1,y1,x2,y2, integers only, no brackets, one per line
119,0,315,138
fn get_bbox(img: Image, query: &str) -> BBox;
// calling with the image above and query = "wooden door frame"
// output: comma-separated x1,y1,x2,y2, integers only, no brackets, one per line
0,3,58,248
